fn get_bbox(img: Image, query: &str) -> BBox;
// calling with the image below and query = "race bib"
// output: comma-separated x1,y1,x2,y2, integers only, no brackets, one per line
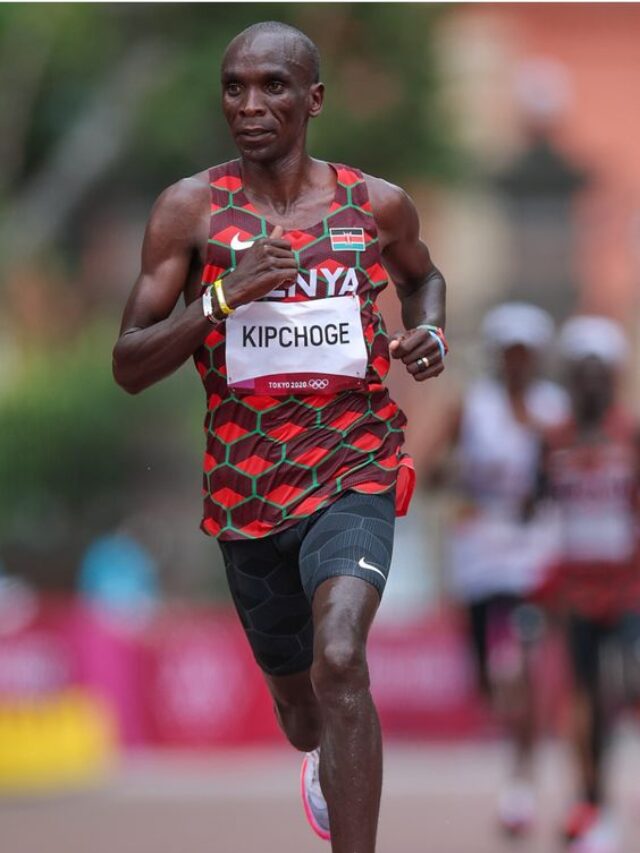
225,295,368,396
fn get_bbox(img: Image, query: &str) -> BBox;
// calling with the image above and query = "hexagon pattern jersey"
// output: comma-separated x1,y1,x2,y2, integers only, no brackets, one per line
194,160,408,540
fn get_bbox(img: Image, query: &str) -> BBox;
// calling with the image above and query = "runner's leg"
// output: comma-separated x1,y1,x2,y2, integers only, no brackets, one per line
265,669,322,752
494,600,540,781
487,598,539,832
568,614,605,805
223,490,393,851
468,598,491,695
220,530,320,753
297,490,395,853
311,576,382,853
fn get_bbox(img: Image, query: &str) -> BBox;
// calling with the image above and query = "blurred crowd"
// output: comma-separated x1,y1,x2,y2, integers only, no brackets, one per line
431,302,640,852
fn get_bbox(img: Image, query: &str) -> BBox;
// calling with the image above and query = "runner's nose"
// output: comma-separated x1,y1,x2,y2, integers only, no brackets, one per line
240,86,266,117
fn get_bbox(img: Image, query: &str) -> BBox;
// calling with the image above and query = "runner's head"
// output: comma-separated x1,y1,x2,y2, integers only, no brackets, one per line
221,22,323,163
558,315,628,423
482,302,554,393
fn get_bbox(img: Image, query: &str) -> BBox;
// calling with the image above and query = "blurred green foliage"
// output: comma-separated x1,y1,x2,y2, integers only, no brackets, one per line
0,329,128,535
0,324,195,540
2,2,452,197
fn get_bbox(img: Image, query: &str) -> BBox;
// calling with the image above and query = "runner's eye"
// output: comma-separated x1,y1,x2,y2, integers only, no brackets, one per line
225,82,241,97
267,80,285,94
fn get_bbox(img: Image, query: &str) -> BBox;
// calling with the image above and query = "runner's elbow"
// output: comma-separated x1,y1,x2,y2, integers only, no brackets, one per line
113,363,143,395
112,341,144,394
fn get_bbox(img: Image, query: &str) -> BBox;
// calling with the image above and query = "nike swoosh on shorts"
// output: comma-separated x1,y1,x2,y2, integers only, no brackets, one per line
230,233,255,250
357,557,386,581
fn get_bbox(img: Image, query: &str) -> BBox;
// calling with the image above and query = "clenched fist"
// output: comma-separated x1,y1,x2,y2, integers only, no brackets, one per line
224,226,298,308
389,326,446,382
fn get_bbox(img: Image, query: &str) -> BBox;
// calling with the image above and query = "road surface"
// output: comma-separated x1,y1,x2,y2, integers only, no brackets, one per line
2,735,640,852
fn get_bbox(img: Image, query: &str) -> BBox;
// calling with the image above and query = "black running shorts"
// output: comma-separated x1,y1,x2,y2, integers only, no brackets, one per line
219,489,396,676
568,611,640,691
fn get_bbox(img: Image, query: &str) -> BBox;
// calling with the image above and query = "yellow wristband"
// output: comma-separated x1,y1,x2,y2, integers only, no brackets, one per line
213,278,234,316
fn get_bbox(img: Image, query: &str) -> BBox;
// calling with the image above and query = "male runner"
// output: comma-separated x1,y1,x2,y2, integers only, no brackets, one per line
438,303,568,834
113,22,446,853
534,316,640,853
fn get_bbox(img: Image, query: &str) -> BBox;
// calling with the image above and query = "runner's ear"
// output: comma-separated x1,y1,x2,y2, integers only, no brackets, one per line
270,225,284,239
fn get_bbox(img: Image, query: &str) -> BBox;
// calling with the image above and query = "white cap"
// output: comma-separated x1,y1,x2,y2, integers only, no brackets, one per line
482,302,554,351
558,315,629,366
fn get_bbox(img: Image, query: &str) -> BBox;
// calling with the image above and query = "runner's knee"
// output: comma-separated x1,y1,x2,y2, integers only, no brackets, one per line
311,637,369,706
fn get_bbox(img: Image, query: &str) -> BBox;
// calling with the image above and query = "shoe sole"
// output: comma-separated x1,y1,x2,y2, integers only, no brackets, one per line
300,754,331,842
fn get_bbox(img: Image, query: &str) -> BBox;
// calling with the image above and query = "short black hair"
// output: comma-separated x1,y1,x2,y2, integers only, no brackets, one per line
228,21,320,84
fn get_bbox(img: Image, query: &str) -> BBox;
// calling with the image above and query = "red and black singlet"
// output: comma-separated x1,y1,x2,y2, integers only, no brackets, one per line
193,161,411,540
541,408,640,620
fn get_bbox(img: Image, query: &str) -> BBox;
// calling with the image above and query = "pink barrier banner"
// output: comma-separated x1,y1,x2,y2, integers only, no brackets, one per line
369,611,488,738
0,596,500,747
141,607,280,746
0,596,147,745
139,606,487,746
0,597,79,697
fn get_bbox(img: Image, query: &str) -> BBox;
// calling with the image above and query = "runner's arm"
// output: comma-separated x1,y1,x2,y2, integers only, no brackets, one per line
112,178,211,394
369,179,445,330
522,437,551,521
367,176,446,381
634,428,640,517
425,398,463,488
113,180,297,394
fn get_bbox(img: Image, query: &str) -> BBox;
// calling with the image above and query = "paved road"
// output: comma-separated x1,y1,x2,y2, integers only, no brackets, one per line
2,736,640,853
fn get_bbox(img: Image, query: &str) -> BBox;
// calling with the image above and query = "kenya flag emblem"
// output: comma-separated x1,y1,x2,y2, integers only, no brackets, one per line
330,227,365,252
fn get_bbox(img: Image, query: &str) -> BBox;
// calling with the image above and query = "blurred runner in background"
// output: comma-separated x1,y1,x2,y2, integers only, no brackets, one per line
534,316,640,853
436,302,569,835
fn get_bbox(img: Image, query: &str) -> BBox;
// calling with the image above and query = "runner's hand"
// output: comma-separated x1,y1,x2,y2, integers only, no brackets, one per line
223,226,298,308
389,327,445,382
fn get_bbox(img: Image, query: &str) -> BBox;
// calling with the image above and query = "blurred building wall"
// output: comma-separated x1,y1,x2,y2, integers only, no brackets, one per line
429,3,640,379
390,3,640,605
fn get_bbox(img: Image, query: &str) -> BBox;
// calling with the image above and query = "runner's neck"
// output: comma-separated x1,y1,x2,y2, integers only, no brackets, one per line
239,155,335,221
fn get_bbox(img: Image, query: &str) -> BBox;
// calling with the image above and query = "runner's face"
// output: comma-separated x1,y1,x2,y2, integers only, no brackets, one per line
501,343,535,390
221,36,322,163
570,356,615,418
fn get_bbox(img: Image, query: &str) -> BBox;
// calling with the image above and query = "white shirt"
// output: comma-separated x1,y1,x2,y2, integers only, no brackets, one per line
448,377,569,601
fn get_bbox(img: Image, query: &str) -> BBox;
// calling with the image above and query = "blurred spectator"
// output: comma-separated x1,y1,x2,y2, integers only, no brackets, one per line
433,302,569,834
78,531,159,629
534,316,640,853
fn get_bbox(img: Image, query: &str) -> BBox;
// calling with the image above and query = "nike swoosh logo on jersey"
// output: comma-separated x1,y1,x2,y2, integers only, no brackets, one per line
230,233,255,250
358,557,386,581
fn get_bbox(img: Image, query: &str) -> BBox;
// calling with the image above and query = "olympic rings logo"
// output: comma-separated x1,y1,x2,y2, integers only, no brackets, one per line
308,378,330,390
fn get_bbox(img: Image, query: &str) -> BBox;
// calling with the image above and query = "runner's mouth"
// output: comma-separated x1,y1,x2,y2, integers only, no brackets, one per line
238,129,275,141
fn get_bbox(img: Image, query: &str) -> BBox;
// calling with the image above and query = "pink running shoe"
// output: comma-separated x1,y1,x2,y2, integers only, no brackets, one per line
563,802,600,843
569,813,620,853
301,748,331,841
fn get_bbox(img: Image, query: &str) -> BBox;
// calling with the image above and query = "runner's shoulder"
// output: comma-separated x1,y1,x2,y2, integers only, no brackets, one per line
362,172,417,231
153,169,209,217
147,170,210,242
606,405,639,441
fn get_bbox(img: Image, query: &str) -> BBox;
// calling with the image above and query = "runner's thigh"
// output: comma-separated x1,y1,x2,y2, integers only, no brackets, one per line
220,530,314,677
299,489,396,602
